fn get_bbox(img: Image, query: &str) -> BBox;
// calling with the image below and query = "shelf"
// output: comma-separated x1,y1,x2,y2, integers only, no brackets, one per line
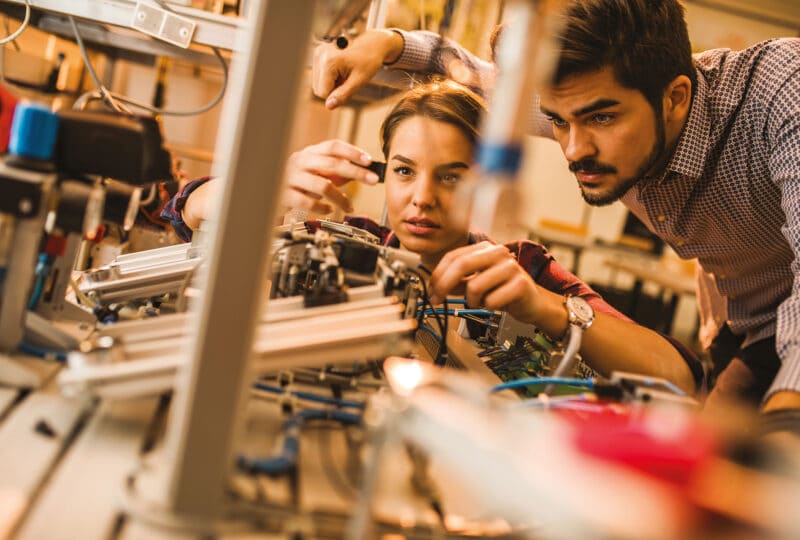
4,0,245,51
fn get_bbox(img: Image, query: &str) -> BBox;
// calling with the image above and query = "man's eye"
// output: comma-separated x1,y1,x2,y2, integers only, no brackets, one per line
591,113,614,125
440,173,462,185
548,116,567,128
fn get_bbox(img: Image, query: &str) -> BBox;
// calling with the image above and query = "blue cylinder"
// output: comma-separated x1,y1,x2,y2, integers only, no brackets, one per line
9,102,59,161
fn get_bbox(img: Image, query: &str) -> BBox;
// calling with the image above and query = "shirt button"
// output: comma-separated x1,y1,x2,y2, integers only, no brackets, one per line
657,215,666,222
719,274,727,279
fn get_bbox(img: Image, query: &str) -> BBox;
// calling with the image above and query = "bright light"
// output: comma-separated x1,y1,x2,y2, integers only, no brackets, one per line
383,356,426,396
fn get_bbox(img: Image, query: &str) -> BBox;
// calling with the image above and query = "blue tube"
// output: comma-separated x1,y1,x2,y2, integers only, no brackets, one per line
237,408,361,476
18,342,68,362
491,377,594,393
28,254,52,310
423,308,495,318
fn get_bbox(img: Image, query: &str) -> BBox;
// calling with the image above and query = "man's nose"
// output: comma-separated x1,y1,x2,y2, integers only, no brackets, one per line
563,126,596,163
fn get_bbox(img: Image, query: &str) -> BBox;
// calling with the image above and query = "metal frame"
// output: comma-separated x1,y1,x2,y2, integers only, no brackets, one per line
4,0,244,50
152,0,319,522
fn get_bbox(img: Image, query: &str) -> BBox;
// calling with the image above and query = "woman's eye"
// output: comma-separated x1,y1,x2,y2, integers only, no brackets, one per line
393,166,413,177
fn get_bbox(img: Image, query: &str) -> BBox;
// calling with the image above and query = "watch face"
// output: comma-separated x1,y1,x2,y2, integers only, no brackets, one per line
567,295,594,322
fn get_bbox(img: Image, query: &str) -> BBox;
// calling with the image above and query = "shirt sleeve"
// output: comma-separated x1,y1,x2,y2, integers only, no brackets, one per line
390,29,554,138
766,62,800,401
160,176,213,242
389,29,496,97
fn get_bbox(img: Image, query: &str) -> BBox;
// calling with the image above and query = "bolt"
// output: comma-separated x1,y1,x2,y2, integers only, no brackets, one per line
18,198,32,214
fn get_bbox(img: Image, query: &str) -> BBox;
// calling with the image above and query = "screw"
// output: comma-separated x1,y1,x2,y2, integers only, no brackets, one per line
18,198,32,214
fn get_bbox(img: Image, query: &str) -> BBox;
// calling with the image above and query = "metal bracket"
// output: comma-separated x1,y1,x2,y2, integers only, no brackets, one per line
131,2,196,49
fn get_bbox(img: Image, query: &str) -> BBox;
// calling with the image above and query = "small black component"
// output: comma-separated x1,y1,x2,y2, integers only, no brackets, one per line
0,173,42,217
335,35,349,49
34,419,57,438
304,285,348,308
337,241,379,274
366,161,386,183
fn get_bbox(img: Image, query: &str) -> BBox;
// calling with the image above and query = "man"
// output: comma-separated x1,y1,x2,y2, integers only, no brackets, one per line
311,0,800,421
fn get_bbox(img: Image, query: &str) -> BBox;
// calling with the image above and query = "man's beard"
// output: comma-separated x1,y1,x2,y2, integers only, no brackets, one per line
569,115,667,206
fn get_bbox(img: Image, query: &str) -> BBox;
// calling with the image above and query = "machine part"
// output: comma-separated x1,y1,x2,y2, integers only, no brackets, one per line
54,110,173,185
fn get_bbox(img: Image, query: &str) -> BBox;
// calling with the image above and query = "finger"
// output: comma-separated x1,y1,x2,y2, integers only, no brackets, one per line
430,243,510,296
312,45,341,99
429,245,506,303
469,261,527,310
287,172,353,212
310,139,375,168
282,187,334,215
430,241,493,281
289,151,379,186
326,69,372,109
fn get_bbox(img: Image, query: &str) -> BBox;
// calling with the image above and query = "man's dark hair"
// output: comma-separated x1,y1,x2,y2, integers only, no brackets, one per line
554,0,696,113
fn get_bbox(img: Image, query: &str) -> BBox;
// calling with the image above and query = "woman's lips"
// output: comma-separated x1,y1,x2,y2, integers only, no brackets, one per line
405,217,440,235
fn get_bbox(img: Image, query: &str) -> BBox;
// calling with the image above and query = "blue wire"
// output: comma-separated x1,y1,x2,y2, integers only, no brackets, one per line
18,342,68,362
423,308,495,318
491,376,594,393
253,381,366,410
237,408,361,476
27,254,52,310
634,377,687,397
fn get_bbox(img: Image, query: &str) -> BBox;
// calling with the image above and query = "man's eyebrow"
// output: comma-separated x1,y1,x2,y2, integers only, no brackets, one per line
541,98,621,119
436,162,470,170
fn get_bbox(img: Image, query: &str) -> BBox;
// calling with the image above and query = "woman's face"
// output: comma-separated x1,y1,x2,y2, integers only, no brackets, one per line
384,115,473,266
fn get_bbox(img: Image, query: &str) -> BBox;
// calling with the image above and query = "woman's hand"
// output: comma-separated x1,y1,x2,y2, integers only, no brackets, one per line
428,241,556,327
281,139,380,214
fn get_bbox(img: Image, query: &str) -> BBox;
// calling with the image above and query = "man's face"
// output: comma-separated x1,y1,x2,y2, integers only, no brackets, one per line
539,67,666,206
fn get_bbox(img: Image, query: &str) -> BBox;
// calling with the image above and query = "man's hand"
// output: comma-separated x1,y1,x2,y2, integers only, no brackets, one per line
312,29,404,109
281,139,380,214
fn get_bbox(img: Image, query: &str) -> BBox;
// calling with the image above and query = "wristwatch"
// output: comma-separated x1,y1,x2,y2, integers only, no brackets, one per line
564,294,595,334
550,295,596,380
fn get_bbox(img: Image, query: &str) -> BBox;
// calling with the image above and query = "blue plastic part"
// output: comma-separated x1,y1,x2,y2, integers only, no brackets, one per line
476,142,523,175
9,102,59,161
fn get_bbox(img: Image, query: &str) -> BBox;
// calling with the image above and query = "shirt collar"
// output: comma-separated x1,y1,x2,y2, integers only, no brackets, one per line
661,68,712,181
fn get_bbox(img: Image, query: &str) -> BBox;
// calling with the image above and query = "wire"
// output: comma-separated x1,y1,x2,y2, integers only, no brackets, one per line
69,16,130,114
0,0,31,45
69,13,229,117
253,381,366,410
18,342,68,362
423,307,495,318
491,376,594,393
28,254,52,310
412,265,448,365
237,408,360,477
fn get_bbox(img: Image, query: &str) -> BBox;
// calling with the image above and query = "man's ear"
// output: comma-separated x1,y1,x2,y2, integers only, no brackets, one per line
663,75,692,122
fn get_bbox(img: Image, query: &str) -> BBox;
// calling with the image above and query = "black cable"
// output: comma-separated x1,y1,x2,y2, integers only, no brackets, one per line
415,265,448,366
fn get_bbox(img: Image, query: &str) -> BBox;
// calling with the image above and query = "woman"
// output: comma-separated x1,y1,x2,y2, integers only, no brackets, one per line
163,81,702,394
